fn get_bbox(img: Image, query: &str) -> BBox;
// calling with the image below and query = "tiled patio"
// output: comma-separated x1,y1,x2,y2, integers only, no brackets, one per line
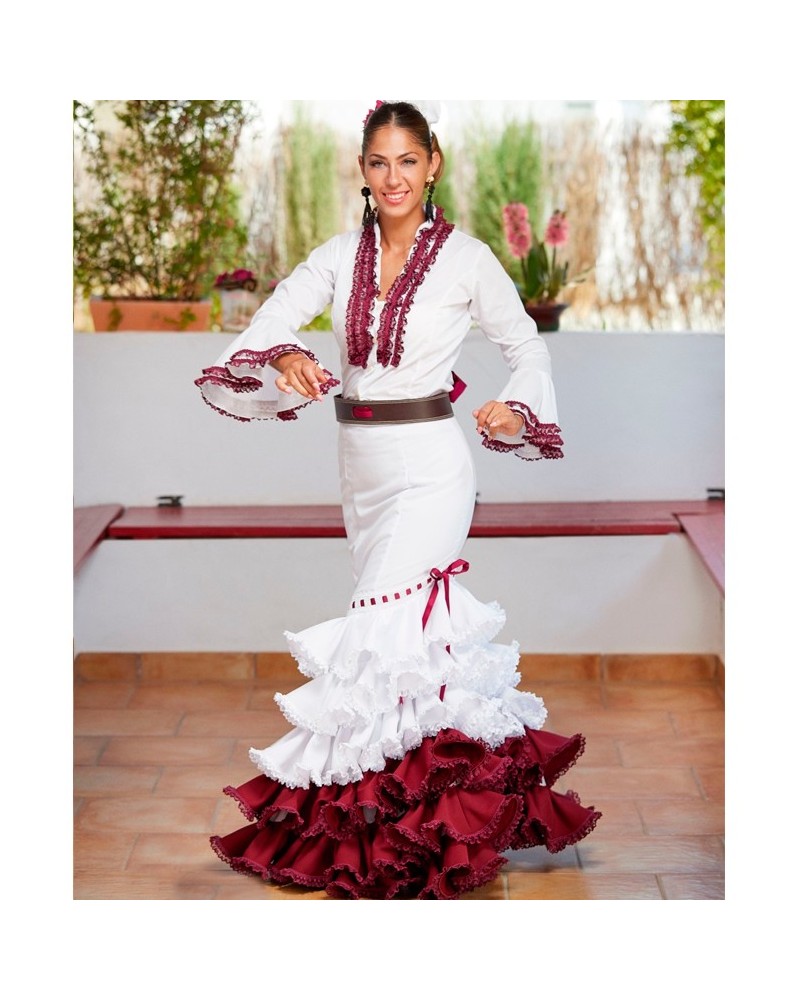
73,651,724,900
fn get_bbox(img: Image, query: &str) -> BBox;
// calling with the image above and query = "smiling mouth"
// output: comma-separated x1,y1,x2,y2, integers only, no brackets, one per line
382,191,409,203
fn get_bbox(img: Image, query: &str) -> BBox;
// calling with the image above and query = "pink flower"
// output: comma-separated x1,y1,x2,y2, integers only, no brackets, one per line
363,100,385,128
503,203,533,259
544,210,569,247
215,268,257,290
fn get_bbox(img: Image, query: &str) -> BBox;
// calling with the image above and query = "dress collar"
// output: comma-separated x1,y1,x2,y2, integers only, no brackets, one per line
371,209,437,245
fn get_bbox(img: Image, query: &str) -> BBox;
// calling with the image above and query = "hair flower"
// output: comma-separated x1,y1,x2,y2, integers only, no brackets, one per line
362,100,385,128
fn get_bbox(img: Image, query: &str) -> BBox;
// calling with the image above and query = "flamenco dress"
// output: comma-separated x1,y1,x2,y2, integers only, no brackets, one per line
195,209,600,899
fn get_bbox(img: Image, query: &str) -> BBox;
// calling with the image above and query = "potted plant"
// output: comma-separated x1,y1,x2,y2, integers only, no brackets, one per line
74,100,253,331
213,268,269,333
502,203,592,331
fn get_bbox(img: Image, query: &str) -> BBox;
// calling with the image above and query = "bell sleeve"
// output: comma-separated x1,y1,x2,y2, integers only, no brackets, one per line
468,242,564,461
195,237,342,422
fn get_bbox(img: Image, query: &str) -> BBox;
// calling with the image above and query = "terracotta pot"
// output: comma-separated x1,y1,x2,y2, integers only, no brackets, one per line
524,301,568,333
89,297,212,332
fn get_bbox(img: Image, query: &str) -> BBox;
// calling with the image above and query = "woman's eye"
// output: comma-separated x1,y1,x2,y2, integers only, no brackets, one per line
404,159,417,166
368,161,384,168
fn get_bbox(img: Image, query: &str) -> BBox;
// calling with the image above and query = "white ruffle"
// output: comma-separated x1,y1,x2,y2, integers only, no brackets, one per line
286,579,506,682
252,682,546,789
250,693,449,788
274,635,523,737
249,580,547,789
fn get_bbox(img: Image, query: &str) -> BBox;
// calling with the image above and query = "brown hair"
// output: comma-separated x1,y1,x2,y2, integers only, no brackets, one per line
362,101,446,184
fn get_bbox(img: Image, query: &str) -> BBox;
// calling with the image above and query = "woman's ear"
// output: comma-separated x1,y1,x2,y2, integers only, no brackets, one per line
357,154,365,179
430,149,441,180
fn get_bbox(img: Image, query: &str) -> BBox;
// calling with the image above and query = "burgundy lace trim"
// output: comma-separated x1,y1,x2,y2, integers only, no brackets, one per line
545,795,602,853
194,344,320,395
222,784,259,822
345,222,379,367
227,345,317,369
195,343,340,423
481,399,564,461
195,365,263,394
344,208,455,368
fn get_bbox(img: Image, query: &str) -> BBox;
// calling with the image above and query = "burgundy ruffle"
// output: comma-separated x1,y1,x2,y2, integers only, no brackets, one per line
481,399,565,461
210,726,600,899
345,208,455,369
194,344,340,423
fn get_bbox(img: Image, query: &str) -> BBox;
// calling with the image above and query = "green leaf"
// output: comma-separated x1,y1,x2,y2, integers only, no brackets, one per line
73,100,254,299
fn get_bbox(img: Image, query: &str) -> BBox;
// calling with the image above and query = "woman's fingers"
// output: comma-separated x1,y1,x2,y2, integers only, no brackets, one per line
472,402,524,438
473,403,496,433
276,361,328,400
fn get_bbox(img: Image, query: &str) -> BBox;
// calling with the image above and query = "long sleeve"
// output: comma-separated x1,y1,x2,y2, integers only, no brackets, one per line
195,237,343,422
468,243,564,461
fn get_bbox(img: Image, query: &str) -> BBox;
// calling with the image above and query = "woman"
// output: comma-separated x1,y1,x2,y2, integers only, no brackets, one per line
196,101,600,899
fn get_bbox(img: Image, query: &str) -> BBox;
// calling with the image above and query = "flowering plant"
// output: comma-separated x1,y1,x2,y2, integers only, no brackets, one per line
502,204,591,304
214,268,257,291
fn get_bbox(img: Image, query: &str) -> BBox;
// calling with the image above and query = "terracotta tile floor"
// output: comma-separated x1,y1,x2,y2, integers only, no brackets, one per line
73,652,724,900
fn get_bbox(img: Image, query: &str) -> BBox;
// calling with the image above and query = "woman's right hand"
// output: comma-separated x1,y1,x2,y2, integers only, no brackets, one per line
272,353,329,401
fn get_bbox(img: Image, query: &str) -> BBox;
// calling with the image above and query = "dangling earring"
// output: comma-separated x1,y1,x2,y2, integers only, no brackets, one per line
425,177,435,222
361,185,375,227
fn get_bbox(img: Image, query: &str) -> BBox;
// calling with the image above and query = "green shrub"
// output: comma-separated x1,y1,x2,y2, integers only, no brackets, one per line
667,100,725,284
280,104,340,271
74,100,253,300
468,119,544,270
433,167,459,226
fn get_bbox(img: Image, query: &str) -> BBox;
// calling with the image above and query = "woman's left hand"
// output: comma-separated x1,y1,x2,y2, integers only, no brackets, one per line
472,401,525,439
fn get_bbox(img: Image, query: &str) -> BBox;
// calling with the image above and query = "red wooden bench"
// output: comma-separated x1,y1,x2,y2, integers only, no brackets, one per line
75,501,724,590
676,511,724,593
101,499,724,592
73,504,124,575
106,499,721,539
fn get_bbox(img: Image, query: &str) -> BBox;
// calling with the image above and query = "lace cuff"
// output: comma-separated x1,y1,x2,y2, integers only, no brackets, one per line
195,343,340,422
480,399,564,462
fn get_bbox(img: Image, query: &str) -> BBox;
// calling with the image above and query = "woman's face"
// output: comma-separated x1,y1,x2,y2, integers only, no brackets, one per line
359,125,440,225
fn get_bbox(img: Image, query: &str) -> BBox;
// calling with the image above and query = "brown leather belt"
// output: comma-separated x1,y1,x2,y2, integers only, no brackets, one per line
334,391,453,424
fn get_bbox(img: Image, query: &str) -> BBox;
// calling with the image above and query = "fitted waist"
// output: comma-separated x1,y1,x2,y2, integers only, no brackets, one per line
334,391,453,425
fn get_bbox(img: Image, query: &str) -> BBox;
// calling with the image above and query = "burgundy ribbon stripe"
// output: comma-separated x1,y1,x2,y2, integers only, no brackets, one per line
422,559,469,701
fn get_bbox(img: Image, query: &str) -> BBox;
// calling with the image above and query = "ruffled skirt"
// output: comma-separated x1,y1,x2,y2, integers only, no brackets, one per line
210,417,600,898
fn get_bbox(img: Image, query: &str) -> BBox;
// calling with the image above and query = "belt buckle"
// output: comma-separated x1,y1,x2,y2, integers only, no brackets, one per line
352,405,373,420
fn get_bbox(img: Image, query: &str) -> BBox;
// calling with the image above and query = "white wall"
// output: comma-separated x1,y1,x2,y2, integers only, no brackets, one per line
73,534,724,657
73,329,724,656
74,330,724,506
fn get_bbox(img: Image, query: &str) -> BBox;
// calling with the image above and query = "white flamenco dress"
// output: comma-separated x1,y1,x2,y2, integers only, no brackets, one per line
196,210,600,899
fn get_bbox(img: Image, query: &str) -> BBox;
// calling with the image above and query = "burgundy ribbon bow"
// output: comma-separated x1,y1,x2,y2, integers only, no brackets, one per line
422,559,470,630
421,559,469,701
399,561,470,708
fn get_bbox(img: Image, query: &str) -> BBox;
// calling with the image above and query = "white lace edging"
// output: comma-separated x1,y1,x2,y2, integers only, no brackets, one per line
250,684,548,789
